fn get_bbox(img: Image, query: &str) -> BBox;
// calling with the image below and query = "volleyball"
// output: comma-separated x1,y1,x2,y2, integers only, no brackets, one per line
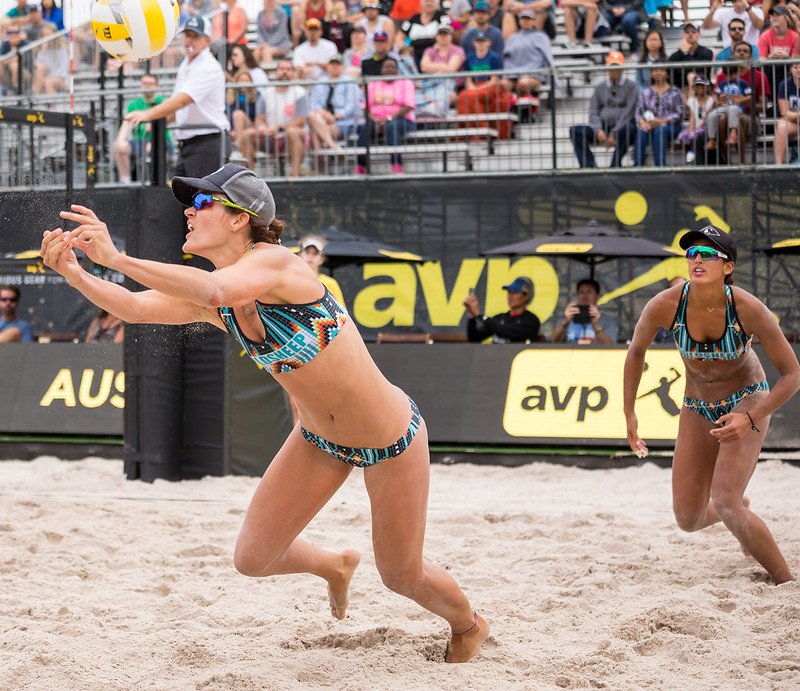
91,0,181,62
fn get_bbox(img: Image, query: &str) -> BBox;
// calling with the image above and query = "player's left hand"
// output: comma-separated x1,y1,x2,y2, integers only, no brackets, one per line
60,205,121,269
710,412,752,442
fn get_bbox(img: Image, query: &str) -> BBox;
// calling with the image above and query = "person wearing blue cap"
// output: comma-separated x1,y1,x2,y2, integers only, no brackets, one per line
463,276,541,343
460,1,504,57
126,15,230,179
41,163,490,664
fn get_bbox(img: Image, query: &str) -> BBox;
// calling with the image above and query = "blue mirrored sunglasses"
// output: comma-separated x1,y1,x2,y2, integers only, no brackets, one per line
685,245,728,261
192,192,258,217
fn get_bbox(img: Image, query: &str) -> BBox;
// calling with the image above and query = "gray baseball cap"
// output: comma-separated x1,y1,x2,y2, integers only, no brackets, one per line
181,15,212,38
171,163,276,224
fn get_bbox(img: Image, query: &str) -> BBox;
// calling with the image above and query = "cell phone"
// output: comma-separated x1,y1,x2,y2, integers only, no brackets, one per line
573,304,592,324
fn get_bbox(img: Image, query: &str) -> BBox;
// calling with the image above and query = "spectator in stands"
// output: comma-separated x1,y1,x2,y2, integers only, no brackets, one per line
500,8,553,102
357,0,395,52
343,24,370,75
243,59,308,175
600,0,642,54
759,6,799,91
23,5,50,42
32,22,66,95
398,0,452,67
255,0,293,64
485,0,505,31
460,1,504,57
714,18,760,63
324,0,351,53
0,26,29,94
457,31,514,138
667,22,713,89
705,61,752,152
361,28,394,75
551,278,617,345
637,29,666,92
569,50,638,168
294,17,339,79
292,0,333,47
417,24,465,117
227,45,269,155
721,40,770,161
213,0,250,60
355,56,415,173
85,308,124,344
2,0,30,28
0,285,34,343
39,0,63,31
633,65,683,167
463,277,541,343
184,0,216,16
308,54,361,149
561,0,600,49
773,60,800,163
113,73,169,184
126,16,229,179
297,235,346,304
443,0,472,43
502,0,555,39
702,0,764,49
676,75,713,163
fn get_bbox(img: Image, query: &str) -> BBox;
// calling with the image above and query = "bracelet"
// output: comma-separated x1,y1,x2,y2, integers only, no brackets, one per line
745,411,760,433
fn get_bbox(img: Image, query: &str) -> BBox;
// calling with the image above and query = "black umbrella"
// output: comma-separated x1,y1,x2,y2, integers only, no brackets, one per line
482,222,680,279
287,227,429,274
758,239,800,256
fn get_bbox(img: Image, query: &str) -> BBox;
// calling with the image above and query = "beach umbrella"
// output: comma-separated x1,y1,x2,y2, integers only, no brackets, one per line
286,227,429,274
481,221,680,279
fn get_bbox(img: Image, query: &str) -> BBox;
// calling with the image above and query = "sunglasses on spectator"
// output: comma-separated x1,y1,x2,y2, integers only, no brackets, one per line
192,192,258,217
729,26,745,31
685,245,729,261
0,296,18,302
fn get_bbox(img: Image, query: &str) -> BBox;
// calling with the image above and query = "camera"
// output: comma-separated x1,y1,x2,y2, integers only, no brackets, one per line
573,304,592,324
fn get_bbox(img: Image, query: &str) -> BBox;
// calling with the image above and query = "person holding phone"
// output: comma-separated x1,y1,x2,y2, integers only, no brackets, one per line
551,277,616,344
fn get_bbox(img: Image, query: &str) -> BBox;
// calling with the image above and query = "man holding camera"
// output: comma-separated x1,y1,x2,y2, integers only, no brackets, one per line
551,278,617,345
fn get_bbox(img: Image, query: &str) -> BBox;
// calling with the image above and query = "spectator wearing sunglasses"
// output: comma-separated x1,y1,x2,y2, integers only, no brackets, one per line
125,15,230,179
713,18,760,64
41,163,489,664
702,0,764,51
0,285,34,343
624,225,800,586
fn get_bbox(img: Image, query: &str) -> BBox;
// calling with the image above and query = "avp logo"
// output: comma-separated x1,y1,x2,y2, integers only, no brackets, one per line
503,349,684,440
520,384,608,422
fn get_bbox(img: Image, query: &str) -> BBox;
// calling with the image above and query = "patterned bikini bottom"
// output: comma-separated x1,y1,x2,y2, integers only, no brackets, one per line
683,380,769,423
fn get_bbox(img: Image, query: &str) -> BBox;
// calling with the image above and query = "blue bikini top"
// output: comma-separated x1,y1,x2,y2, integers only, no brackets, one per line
670,282,752,361
218,286,348,374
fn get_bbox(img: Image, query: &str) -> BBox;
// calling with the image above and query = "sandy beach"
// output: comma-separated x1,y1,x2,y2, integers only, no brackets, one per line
1,456,798,690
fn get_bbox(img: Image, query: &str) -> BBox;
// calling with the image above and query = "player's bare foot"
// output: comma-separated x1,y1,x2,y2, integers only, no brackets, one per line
444,612,489,663
327,549,360,620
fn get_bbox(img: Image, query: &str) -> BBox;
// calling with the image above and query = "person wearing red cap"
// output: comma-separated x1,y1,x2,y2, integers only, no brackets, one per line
625,226,800,585
293,17,339,79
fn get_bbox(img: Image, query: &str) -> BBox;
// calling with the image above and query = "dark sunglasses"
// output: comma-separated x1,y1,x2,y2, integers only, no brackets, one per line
192,192,257,217
685,245,728,261
0,296,18,302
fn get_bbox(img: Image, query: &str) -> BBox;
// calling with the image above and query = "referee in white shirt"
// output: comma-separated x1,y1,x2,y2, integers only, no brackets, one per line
126,15,230,178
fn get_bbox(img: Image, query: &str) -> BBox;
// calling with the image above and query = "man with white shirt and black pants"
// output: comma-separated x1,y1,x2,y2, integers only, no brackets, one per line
126,15,230,178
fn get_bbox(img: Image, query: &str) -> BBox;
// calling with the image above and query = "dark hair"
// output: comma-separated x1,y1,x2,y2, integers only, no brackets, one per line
728,18,746,29
0,284,20,299
231,44,259,70
640,29,666,63
577,278,601,295
732,40,752,55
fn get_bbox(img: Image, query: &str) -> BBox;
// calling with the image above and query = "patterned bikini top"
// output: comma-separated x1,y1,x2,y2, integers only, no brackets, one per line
218,287,348,374
670,282,752,361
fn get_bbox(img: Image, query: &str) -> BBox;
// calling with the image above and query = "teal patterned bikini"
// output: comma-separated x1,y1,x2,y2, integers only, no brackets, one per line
218,286,421,467
671,282,769,423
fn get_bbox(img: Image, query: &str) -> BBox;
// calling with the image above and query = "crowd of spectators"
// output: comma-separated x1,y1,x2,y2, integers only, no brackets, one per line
4,0,800,173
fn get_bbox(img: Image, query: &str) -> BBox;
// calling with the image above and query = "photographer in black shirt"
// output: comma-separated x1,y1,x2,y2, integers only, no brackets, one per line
463,276,541,343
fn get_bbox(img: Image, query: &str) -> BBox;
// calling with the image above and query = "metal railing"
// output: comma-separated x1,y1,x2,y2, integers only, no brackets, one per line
3,57,800,188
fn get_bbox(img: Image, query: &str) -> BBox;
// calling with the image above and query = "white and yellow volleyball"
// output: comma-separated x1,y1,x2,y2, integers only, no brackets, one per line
91,0,181,62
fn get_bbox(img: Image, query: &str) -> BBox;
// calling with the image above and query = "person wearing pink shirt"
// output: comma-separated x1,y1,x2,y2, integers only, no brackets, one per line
758,6,799,58
356,57,416,173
